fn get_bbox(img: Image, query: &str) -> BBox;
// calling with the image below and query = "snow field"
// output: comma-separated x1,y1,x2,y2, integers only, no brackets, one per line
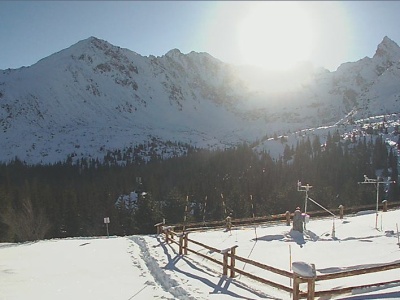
1,209,400,299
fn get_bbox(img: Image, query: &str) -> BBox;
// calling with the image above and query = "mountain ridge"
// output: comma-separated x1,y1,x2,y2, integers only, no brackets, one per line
1,36,400,164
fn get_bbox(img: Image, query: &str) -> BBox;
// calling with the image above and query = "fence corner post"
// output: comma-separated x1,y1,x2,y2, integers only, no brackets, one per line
292,262,316,300
293,275,300,300
230,245,238,278
307,278,315,300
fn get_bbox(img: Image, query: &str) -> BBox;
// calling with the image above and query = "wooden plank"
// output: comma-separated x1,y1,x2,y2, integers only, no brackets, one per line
316,261,400,281
162,226,174,231
187,237,220,253
185,247,223,266
170,239,179,246
235,254,293,278
234,268,293,293
314,278,400,297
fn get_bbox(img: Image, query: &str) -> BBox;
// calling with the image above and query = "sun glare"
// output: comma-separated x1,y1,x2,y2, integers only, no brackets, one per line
236,2,316,71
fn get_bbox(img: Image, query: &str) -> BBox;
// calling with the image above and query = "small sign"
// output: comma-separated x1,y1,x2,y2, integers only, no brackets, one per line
104,217,110,224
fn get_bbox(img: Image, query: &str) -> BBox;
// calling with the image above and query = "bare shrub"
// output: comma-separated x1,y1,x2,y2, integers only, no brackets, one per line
1,197,52,242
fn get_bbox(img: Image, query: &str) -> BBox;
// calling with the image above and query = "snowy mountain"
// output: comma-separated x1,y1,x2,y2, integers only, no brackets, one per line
1,36,400,164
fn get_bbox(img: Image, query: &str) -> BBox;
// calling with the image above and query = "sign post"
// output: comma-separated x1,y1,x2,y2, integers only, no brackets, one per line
104,217,110,238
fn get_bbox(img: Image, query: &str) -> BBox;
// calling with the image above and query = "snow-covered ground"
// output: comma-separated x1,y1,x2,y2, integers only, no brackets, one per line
1,209,400,300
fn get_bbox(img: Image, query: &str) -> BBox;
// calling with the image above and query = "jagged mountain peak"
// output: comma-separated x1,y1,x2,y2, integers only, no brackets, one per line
373,36,400,62
165,48,183,57
334,36,400,81
162,48,223,70
33,36,142,71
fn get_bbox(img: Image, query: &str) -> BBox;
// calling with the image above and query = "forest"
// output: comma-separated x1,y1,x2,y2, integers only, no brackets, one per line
0,130,398,242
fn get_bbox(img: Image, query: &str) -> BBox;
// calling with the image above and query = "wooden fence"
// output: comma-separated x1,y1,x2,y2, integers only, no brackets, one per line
167,201,400,232
156,213,400,300
159,226,293,292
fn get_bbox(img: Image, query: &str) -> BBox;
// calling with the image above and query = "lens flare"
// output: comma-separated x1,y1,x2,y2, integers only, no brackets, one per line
236,2,315,71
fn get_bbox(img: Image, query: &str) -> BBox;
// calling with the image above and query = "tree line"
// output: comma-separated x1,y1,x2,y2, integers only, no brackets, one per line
0,130,398,242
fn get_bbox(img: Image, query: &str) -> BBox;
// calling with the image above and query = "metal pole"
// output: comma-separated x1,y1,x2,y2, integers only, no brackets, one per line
304,188,308,214
358,176,394,230
376,182,379,230
202,196,207,226
297,181,312,215
298,182,312,231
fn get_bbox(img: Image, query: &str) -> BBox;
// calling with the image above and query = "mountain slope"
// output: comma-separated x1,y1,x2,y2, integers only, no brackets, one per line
1,36,400,164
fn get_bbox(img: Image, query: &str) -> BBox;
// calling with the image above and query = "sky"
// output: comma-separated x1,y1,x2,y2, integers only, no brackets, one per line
1,209,400,299
1,1,400,72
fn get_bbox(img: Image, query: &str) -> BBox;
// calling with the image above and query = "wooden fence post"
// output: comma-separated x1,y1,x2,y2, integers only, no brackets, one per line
293,275,300,300
163,227,169,243
230,246,238,277
156,219,166,234
184,232,188,255
292,262,316,300
307,278,315,300
179,234,183,255
226,216,232,231
162,226,175,243
223,252,228,276
285,211,291,226
339,205,344,219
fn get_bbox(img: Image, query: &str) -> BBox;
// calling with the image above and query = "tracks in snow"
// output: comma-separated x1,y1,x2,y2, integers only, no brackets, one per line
129,236,197,300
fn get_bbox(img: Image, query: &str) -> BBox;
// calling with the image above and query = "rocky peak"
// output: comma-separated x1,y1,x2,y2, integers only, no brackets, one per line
165,48,182,58
373,36,400,62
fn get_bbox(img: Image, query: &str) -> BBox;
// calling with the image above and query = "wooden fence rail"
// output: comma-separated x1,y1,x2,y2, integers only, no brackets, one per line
310,261,400,299
235,254,293,278
234,266,293,293
316,260,400,281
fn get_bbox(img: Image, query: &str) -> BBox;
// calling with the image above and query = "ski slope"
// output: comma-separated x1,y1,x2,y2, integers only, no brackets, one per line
1,209,400,299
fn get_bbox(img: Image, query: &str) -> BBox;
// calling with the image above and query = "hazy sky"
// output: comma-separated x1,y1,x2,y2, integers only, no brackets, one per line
1,1,400,72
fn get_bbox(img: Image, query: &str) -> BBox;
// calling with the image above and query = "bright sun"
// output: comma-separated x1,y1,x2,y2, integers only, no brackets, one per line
236,2,316,71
